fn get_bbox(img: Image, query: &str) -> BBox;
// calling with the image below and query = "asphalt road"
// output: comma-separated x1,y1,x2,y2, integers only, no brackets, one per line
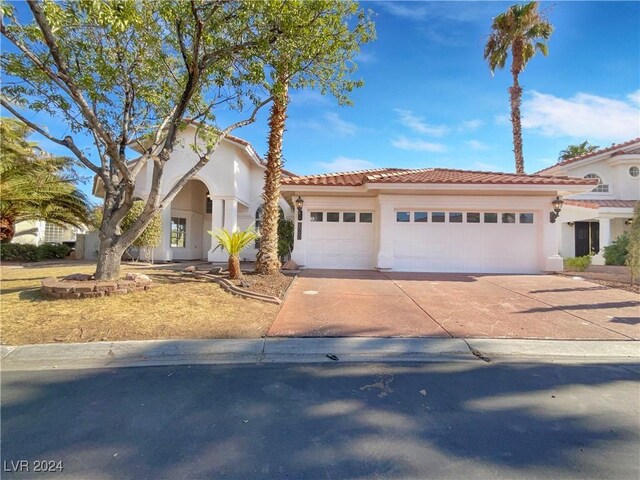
2,361,639,479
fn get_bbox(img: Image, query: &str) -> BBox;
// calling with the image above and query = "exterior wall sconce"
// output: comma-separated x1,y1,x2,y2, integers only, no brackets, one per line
295,196,304,240
625,219,633,226
567,222,575,227
549,196,564,223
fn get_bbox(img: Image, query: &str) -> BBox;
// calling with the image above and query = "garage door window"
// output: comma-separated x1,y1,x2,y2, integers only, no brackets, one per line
467,212,480,223
519,213,534,224
327,212,340,222
502,213,516,224
359,212,373,223
343,212,356,223
484,213,498,223
310,212,323,222
396,212,410,222
432,212,445,223
449,212,463,223
414,212,428,222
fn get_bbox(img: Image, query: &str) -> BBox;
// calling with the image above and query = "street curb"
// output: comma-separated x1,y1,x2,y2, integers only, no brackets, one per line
1,338,638,371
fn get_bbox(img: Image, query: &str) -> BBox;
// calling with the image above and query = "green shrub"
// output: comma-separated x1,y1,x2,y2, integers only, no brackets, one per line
36,243,72,259
565,255,592,272
603,232,629,266
0,243,39,261
0,242,71,262
278,218,294,261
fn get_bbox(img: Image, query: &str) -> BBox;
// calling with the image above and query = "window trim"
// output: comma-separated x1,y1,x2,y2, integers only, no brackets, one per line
583,173,609,193
170,217,187,248
396,211,411,223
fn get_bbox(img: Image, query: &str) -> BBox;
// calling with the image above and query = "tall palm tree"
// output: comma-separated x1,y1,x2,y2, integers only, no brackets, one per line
558,140,599,161
484,1,553,174
0,118,91,242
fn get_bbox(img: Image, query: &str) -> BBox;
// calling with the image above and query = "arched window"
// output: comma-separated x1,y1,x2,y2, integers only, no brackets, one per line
584,173,609,193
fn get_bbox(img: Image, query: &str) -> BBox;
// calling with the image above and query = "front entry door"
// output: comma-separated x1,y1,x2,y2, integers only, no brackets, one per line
575,221,600,256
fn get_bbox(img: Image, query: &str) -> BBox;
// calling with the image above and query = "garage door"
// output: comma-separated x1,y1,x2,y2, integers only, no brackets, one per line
393,210,538,273
306,211,375,269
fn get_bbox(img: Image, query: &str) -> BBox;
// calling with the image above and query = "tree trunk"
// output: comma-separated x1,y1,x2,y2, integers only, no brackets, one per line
256,74,289,275
510,44,525,174
0,216,16,243
228,254,242,279
94,241,125,281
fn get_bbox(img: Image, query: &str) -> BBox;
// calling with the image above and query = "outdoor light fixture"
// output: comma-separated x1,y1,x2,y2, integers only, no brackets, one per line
568,222,575,227
549,196,564,223
625,219,633,226
295,196,304,221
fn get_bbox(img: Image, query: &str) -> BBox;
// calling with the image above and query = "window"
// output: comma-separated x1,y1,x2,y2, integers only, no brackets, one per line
206,197,212,214
414,212,428,223
432,212,445,223
396,212,410,222
170,217,186,248
520,213,534,224
484,213,498,223
310,212,323,222
630,166,639,177
467,212,480,223
327,212,340,222
343,212,356,223
44,223,64,243
449,212,463,223
502,213,516,224
584,173,609,193
254,206,263,248
359,212,373,223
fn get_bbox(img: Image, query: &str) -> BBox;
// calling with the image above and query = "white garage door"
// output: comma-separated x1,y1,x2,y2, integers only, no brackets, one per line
393,210,538,274
306,211,375,269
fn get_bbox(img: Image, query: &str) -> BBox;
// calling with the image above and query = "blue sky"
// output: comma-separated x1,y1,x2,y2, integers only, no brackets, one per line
4,1,640,201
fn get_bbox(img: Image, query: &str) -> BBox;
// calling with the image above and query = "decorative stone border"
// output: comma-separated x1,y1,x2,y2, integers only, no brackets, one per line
183,270,283,305
41,273,154,299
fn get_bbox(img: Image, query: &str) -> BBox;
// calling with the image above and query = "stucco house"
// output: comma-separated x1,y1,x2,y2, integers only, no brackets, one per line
92,125,293,262
12,220,86,247
536,138,640,265
279,168,596,273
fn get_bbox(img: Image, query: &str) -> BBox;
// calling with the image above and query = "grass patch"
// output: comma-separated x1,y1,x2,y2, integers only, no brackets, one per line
1,262,280,345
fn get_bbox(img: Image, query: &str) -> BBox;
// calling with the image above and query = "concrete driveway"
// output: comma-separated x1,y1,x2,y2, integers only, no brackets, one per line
268,270,640,340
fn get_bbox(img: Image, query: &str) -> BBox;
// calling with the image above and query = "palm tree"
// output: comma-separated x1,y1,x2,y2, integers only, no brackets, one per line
209,226,260,279
484,1,553,174
0,118,91,242
558,141,600,161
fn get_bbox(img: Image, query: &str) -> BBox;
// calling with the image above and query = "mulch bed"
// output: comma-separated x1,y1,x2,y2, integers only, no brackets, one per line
233,272,293,299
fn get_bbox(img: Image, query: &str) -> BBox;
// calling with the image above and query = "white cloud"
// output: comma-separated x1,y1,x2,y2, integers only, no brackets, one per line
459,119,484,131
628,90,640,106
522,90,640,141
355,51,376,64
467,140,489,151
316,156,375,173
391,136,446,153
289,90,331,106
494,113,510,126
302,112,358,137
394,109,449,137
473,161,499,171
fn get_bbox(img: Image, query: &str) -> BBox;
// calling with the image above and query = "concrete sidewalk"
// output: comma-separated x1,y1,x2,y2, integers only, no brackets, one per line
1,337,639,371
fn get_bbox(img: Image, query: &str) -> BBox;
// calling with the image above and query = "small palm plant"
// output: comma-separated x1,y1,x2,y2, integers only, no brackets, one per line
209,226,260,279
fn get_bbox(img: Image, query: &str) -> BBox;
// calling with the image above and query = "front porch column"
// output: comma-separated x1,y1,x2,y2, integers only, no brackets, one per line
543,212,563,272
376,197,394,270
153,206,173,262
592,218,611,266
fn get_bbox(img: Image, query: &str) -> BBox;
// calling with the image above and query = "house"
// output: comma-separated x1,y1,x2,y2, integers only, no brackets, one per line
280,168,596,273
91,124,293,262
536,138,640,265
12,220,86,247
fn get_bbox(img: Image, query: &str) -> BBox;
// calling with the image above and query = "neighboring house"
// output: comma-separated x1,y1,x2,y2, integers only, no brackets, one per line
12,220,86,246
92,125,293,262
280,168,595,273
536,138,640,265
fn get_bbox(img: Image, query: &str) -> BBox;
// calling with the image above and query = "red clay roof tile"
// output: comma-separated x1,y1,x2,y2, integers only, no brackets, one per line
564,199,639,209
536,138,640,174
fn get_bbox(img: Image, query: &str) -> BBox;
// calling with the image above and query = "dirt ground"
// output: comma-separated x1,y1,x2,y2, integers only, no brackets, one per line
0,261,281,345
559,265,639,294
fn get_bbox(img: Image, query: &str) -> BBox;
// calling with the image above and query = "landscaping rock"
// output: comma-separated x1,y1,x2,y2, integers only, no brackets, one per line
209,267,224,274
64,273,93,281
95,282,118,292
184,265,197,272
73,284,96,293
281,260,298,271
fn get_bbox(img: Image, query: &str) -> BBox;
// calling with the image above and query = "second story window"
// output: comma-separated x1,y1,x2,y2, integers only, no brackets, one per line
583,173,609,193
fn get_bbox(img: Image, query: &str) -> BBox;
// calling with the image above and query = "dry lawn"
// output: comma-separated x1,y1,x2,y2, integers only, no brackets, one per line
1,262,280,345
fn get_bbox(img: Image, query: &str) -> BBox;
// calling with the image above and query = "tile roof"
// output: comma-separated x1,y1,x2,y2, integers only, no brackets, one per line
564,199,639,209
282,167,599,187
536,137,640,174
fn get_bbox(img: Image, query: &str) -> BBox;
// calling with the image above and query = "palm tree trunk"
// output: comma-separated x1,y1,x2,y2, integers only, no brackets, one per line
0,216,16,243
228,254,242,280
510,45,525,174
256,73,289,275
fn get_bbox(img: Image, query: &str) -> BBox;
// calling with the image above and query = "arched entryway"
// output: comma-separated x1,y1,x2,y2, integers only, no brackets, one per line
169,179,212,260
